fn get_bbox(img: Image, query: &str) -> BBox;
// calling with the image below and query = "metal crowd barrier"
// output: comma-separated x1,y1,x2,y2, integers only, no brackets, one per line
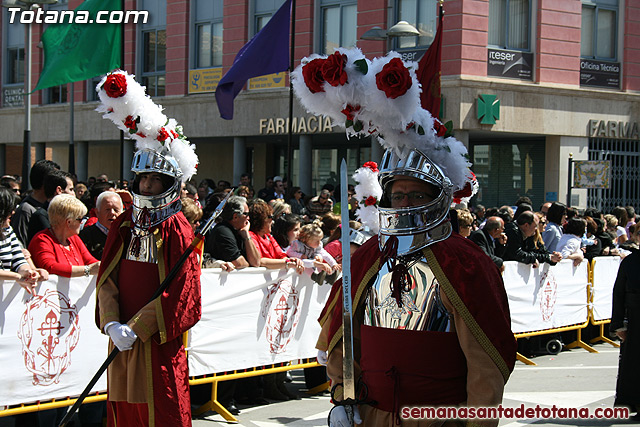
1,256,623,417
513,257,621,366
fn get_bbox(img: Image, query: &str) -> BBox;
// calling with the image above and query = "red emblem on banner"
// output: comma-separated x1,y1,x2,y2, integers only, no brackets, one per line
539,271,558,322
17,289,81,385
261,278,301,354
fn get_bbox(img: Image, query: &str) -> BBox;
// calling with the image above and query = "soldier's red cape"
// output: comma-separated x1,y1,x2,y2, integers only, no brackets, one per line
319,232,516,381
95,207,201,426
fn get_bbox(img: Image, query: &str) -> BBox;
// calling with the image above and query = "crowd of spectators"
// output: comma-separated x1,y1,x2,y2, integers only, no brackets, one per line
458,197,638,274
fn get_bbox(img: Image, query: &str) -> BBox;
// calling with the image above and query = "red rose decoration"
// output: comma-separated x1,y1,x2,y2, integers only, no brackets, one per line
103,73,127,98
363,161,379,173
364,196,378,207
136,132,146,138
341,104,360,121
170,130,179,139
322,52,348,87
124,115,136,130
302,58,326,93
157,128,170,143
433,121,446,137
375,57,412,99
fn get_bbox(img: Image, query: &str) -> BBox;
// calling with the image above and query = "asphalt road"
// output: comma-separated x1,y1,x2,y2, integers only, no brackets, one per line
192,341,635,427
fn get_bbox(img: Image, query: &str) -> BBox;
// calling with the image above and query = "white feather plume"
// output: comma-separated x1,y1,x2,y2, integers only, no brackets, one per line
95,70,198,182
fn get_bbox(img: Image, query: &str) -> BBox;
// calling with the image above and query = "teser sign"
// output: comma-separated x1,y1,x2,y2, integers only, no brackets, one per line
259,116,334,135
588,119,639,140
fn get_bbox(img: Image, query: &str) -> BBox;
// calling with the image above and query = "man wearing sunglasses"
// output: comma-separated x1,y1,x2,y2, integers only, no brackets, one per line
204,195,260,269
321,152,516,427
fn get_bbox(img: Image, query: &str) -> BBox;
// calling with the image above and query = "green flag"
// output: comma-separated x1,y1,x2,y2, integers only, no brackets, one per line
34,0,121,91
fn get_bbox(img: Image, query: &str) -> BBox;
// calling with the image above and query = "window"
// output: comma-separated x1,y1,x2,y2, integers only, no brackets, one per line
194,0,223,69
581,1,617,60
196,23,223,68
42,0,70,105
256,14,271,32
395,0,438,49
253,0,285,34
44,84,68,104
86,76,103,102
139,0,166,96
321,2,356,54
4,9,25,88
7,48,25,85
142,29,166,96
488,0,530,51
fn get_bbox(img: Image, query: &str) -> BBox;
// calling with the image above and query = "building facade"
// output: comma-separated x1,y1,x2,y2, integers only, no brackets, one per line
1,0,639,210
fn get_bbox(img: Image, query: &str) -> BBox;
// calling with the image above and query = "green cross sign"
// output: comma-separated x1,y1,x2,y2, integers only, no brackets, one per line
477,94,500,125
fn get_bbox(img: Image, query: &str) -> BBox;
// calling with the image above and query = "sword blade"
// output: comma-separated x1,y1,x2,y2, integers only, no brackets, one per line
340,159,356,401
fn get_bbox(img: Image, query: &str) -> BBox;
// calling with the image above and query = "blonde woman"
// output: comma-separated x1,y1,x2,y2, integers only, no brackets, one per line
456,208,474,237
29,194,100,277
269,198,291,220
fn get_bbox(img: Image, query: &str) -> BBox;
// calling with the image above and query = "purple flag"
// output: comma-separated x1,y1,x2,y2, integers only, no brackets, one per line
215,0,292,120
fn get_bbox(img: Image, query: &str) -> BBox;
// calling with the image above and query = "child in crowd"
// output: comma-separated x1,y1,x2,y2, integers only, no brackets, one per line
286,223,340,284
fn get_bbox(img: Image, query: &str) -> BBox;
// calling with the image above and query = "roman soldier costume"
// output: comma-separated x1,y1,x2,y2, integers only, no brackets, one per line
95,71,201,427
292,48,516,426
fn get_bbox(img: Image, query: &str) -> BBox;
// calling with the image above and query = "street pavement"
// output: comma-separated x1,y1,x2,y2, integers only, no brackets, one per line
192,341,636,427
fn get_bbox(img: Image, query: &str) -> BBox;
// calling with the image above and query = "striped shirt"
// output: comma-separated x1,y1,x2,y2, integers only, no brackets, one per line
0,226,27,272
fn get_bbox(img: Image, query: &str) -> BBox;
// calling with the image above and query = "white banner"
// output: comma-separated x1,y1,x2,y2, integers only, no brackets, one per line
591,256,621,322
187,268,331,376
0,276,109,407
503,260,589,334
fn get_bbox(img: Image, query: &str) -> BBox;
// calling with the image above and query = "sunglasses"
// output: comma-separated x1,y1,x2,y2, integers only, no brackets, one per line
390,191,434,202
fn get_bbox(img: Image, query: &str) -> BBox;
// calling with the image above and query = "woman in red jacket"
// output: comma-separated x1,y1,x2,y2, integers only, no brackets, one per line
29,194,100,277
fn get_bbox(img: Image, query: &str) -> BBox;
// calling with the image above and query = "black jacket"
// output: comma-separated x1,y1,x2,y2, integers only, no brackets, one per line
79,223,108,260
469,228,505,268
503,227,557,265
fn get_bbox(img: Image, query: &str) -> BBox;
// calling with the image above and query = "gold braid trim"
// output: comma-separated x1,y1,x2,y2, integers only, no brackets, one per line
327,258,380,354
95,220,130,293
319,289,340,327
145,339,155,426
155,229,167,344
424,247,511,382
129,312,153,339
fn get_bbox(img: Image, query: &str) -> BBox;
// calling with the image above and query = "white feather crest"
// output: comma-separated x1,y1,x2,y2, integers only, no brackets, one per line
291,47,477,196
95,70,198,182
352,164,382,234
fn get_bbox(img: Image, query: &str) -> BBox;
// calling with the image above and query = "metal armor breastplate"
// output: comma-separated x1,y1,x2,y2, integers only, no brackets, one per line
126,227,159,263
364,256,452,331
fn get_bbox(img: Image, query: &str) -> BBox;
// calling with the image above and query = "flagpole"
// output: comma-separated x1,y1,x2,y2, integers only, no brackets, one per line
69,82,75,174
23,15,33,192
286,0,296,185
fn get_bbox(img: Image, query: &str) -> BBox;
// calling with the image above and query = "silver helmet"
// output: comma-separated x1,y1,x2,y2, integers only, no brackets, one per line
377,148,454,256
130,148,183,229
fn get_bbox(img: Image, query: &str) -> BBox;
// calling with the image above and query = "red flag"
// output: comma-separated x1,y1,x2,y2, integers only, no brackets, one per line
417,9,443,118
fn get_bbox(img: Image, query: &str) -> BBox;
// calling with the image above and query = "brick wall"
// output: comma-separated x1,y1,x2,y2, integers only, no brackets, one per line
536,0,581,85
623,3,640,91
443,0,488,77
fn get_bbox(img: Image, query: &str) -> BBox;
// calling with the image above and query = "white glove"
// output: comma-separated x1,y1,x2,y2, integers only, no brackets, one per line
105,322,138,351
317,349,328,365
329,405,361,427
